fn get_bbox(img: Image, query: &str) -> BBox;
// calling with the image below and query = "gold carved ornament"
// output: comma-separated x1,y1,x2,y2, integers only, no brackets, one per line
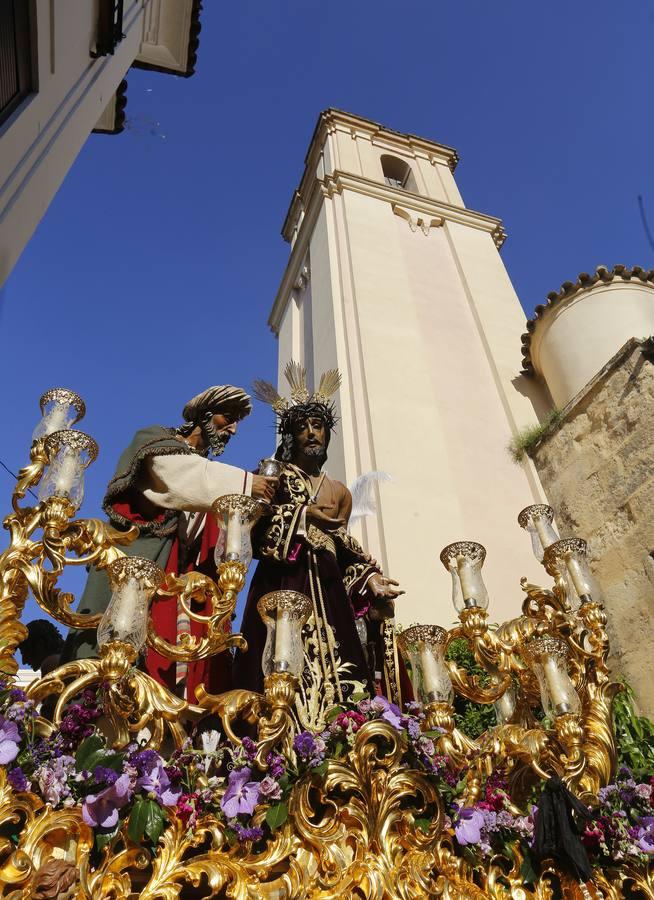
0,418,647,898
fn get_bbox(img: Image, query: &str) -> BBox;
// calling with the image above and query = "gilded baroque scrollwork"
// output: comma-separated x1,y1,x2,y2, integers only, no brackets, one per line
0,423,649,898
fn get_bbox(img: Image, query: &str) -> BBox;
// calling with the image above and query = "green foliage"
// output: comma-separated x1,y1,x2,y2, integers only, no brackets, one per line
507,409,562,463
265,802,289,831
74,734,122,775
128,797,167,845
445,637,497,740
613,681,654,777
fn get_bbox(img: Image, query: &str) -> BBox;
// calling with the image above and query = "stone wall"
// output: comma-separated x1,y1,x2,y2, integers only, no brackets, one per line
529,338,654,716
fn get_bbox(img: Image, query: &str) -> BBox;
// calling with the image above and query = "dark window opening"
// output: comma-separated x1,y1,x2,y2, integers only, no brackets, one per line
93,0,125,58
380,154,418,192
0,0,35,127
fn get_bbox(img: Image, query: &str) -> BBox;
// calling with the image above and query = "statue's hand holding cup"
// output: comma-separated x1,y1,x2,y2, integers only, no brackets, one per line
258,457,284,479
251,458,283,505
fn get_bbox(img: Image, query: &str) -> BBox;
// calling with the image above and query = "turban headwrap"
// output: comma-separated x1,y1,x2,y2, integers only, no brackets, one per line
182,385,252,425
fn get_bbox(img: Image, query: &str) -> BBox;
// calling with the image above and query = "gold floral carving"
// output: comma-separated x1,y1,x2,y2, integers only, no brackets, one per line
0,422,647,899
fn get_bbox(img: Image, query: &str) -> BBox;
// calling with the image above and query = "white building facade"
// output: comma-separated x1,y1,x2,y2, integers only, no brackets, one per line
0,0,201,287
269,110,550,625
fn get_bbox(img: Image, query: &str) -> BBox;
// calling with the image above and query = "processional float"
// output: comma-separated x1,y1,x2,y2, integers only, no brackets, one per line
0,389,651,899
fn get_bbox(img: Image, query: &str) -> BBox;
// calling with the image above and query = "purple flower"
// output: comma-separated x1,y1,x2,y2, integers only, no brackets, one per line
134,753,181,806
454,807,485,846
0,715,21,764
8,767,29,792
220,767,261,818
266,752,285,779
5,699,35,722
82,773,133,829
370,696,403,729
9,688,27,703
57,699,100,750
129,748,160,775
241,736,257,762
259,776,282,801
293,732,317,759
93,766,118,787
407,718,421,739
233,823,264,843
636,817,654,854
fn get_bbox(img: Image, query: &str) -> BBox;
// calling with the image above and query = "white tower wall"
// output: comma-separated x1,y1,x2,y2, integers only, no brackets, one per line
269,110,549,626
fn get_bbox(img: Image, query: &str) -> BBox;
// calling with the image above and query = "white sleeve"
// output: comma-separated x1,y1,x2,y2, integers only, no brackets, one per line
141,454,252,512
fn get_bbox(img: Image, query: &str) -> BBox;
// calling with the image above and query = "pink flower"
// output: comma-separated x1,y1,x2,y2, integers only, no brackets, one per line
259,776,282,801
35,755,75,806
176,792,200,829
220,767,260,818
334,711,366,732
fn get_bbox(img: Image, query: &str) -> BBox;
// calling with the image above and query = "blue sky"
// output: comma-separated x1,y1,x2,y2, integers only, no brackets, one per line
2,0,652,623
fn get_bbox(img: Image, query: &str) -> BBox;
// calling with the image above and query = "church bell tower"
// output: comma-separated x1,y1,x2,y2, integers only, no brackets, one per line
268,109,548,624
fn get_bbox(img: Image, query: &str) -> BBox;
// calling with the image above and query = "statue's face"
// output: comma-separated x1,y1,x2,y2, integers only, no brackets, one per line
202,412,238,456
293,416,327,458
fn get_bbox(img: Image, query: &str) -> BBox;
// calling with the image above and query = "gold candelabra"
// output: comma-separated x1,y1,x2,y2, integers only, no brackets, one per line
0,391,648,899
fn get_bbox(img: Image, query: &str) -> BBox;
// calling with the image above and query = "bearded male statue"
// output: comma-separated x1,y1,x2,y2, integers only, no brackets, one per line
62,385,277,702
234,364,410,729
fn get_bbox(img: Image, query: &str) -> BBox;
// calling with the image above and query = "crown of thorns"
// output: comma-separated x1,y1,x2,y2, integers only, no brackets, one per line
253,362,340,433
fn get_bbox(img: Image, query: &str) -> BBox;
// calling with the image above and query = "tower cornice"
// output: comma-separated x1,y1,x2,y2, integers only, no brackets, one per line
281,109,459,242
268,168,506,334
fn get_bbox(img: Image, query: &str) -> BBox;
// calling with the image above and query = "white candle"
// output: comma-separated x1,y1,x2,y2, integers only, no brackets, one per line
225,508,242,559
112,578,140,638
534,515,556,551
274,608,293,672
419,643,443,701
54,450,79,496
565,554,590,599
457,557,477,606
543,655,573,715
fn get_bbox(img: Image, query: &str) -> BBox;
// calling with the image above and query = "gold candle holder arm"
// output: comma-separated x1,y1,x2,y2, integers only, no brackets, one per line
255,672,298,769
145,561,248,664
443,626,513,705
194,685,266,744
10,439,48,514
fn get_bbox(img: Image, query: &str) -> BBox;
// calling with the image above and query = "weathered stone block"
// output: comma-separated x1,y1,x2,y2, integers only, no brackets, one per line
529,338,654,716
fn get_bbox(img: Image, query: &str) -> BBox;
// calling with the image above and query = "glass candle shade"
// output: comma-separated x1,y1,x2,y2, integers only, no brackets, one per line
493,678,517,725
522,636,581,719
439,541,489,612
32,388,85,442
212,494,266,569
518,504,559,562
257,590,312,677
543,537,602,606
97,557,164,651
258,457,285,478
38,430,98,510
397,625,453,705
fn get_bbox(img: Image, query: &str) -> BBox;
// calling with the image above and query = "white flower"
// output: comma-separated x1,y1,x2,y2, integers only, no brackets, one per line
201,730,220,754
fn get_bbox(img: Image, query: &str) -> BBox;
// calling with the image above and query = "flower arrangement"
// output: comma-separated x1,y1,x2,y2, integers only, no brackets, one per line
0,685,456,851
582,767,654,865
452,770,535,858
1,677,653,883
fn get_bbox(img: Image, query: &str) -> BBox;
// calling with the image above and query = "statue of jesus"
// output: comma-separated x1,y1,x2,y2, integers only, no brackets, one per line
234,363,408,729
